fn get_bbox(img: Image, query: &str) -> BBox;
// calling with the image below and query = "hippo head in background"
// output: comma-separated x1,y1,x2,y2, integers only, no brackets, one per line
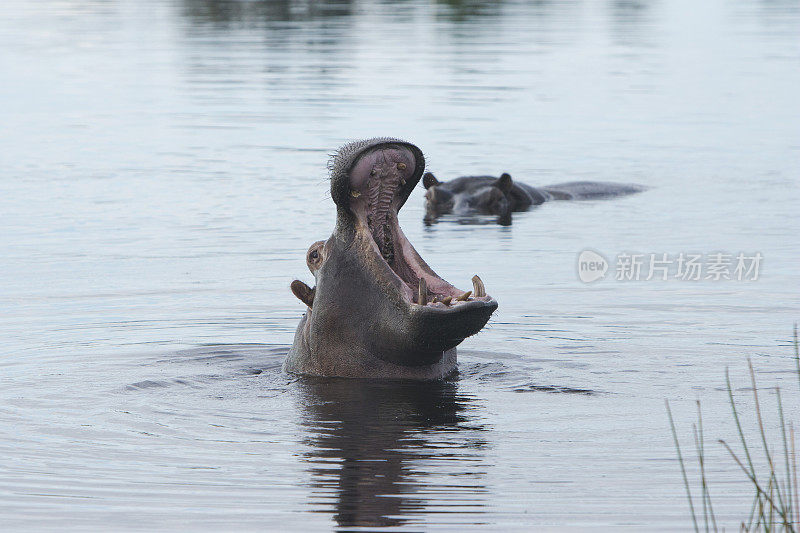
285,138,498,379
423,172,516,224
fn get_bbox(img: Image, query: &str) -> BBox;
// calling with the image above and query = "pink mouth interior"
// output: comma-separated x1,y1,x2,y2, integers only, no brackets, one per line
348,147,480,307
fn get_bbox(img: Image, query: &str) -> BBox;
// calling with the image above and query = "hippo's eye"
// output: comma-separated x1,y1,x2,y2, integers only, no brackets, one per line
305,240,326,271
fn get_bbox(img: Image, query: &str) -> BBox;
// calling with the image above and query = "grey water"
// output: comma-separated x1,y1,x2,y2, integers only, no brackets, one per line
1,0,799,530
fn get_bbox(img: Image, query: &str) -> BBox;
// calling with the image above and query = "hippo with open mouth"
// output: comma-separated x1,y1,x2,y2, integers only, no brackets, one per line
285,138,498,379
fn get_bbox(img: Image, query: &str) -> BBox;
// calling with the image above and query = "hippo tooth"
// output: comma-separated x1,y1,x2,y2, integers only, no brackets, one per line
431,296,439,304
456,291,472,301
418,278,427,305
397,162,406,170
350,190,361,198
472,275,486,297
441,296,452,306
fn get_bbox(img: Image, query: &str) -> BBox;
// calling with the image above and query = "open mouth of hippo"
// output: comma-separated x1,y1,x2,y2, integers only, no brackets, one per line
287,138,498,373
343,142,496,313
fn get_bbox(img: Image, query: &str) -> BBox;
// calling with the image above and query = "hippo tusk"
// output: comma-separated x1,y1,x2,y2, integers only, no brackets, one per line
418,278,427,305
456,291,472,301
472,275,486,298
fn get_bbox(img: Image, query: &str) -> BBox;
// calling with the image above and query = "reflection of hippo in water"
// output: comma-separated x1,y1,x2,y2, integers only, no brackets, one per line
285,138,498,379
423,172,644,224
297,378,488,528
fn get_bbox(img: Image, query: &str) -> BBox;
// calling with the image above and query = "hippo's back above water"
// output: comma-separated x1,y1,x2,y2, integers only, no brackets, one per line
540,181,645,201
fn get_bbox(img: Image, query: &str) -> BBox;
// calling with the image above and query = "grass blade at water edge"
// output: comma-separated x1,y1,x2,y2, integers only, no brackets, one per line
748,359,789,522
778,388,794,528
667,399,700,533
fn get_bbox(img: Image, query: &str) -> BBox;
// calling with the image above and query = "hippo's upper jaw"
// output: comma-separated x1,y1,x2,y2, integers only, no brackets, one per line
285,138,498,379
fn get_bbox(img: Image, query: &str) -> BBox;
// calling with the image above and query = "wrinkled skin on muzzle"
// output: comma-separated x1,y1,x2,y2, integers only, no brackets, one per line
284,138,498,379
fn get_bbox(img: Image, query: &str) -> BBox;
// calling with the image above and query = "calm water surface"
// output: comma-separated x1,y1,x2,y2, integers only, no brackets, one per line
1,0,799,530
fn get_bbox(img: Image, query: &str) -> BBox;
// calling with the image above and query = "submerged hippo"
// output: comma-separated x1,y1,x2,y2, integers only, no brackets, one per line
285,138,498,379
423,172,644,224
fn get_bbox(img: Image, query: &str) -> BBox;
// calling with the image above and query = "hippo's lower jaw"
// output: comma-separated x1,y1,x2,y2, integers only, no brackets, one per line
285,138,498,379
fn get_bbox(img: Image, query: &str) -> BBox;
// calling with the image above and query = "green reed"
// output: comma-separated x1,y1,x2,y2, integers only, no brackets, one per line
667,325,799,532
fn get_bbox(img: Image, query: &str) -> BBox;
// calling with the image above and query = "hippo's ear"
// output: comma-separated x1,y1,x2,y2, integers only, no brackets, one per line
422,172,440,189
291,280,315,308
495,173,513,194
